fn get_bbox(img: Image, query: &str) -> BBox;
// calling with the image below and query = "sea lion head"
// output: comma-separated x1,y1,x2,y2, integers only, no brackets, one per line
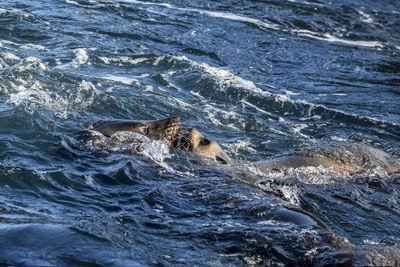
177,127,231,164
88,117,231,164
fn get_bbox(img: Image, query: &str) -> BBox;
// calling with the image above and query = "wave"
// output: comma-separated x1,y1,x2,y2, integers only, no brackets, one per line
118,0,388,50
169,55,400,130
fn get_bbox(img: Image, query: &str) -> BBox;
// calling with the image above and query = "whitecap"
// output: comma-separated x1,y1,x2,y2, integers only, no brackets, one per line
84,175,94,185
65,0,81,6
240,99,273,116
99,56,148,65
199,10,280,31
357,10,374,24
329,136,348,142
73,48,89,66
224,139,257,155
4,79,76,119
295,29,384,49
84,131,173,164
172,55,266,96
7,89,49,106
283,89,301,96
258,180,301,205
363,239,380,245
153,55,166,66
203,104,240,130
167,54,398,133
20,43,46,50
119,0,172,9
1,52,20,61
10,56,47,72
7,88,67,118
67,80,101,110
103,74,140,85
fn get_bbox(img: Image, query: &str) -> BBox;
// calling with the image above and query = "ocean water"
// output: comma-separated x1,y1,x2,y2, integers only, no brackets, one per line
0,0,400,266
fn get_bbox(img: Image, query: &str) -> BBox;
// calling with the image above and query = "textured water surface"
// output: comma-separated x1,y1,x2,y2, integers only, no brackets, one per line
0,0,400,266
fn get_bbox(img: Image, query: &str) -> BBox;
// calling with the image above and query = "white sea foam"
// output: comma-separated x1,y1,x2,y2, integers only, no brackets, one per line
69,80,101,109
84,131,175,167
173,55,266,96
287,122,309,136
153,55,165,66
84,175,94,185
258,180,301,205
111,132,171,162
11,56,47,72
0,58,7,69
1,52,21,61
199,10,280,31
169,96,191,109
99,56,148,65
160,54,399,134
7,86,67,119
1,39,20,46
286,0,323,7
240,99,273,116
73,48,89,66
54,49,90,69
65,0,81,5
103,74,140,85
20,43,46,50
329,136,348,142
283,89,300,96
203,104,240,130
78,80,96,92
363,239,380,245
357,10,374,24
4,74,100,119
8,89,49,106
224,139,257,154
295,29,384,49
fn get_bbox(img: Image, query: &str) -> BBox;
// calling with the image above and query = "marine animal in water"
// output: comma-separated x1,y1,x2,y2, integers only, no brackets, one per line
81,117,400,265
84,116,231,164
254,142,400,173
84,116,400,173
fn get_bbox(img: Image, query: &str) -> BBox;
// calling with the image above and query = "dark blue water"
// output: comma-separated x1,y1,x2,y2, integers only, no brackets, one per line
1,0,400,266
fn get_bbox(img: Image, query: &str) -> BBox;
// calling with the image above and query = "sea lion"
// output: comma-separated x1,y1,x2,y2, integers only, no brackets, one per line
255,142,400,173
84,116,231,164
89,116,181,148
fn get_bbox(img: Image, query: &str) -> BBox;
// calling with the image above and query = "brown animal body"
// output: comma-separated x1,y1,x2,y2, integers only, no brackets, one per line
255,142,400,173
88,116,231,164
90,116,181,148
87,117,400,173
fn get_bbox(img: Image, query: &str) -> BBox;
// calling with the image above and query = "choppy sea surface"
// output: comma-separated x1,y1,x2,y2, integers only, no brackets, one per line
1,0,400,266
